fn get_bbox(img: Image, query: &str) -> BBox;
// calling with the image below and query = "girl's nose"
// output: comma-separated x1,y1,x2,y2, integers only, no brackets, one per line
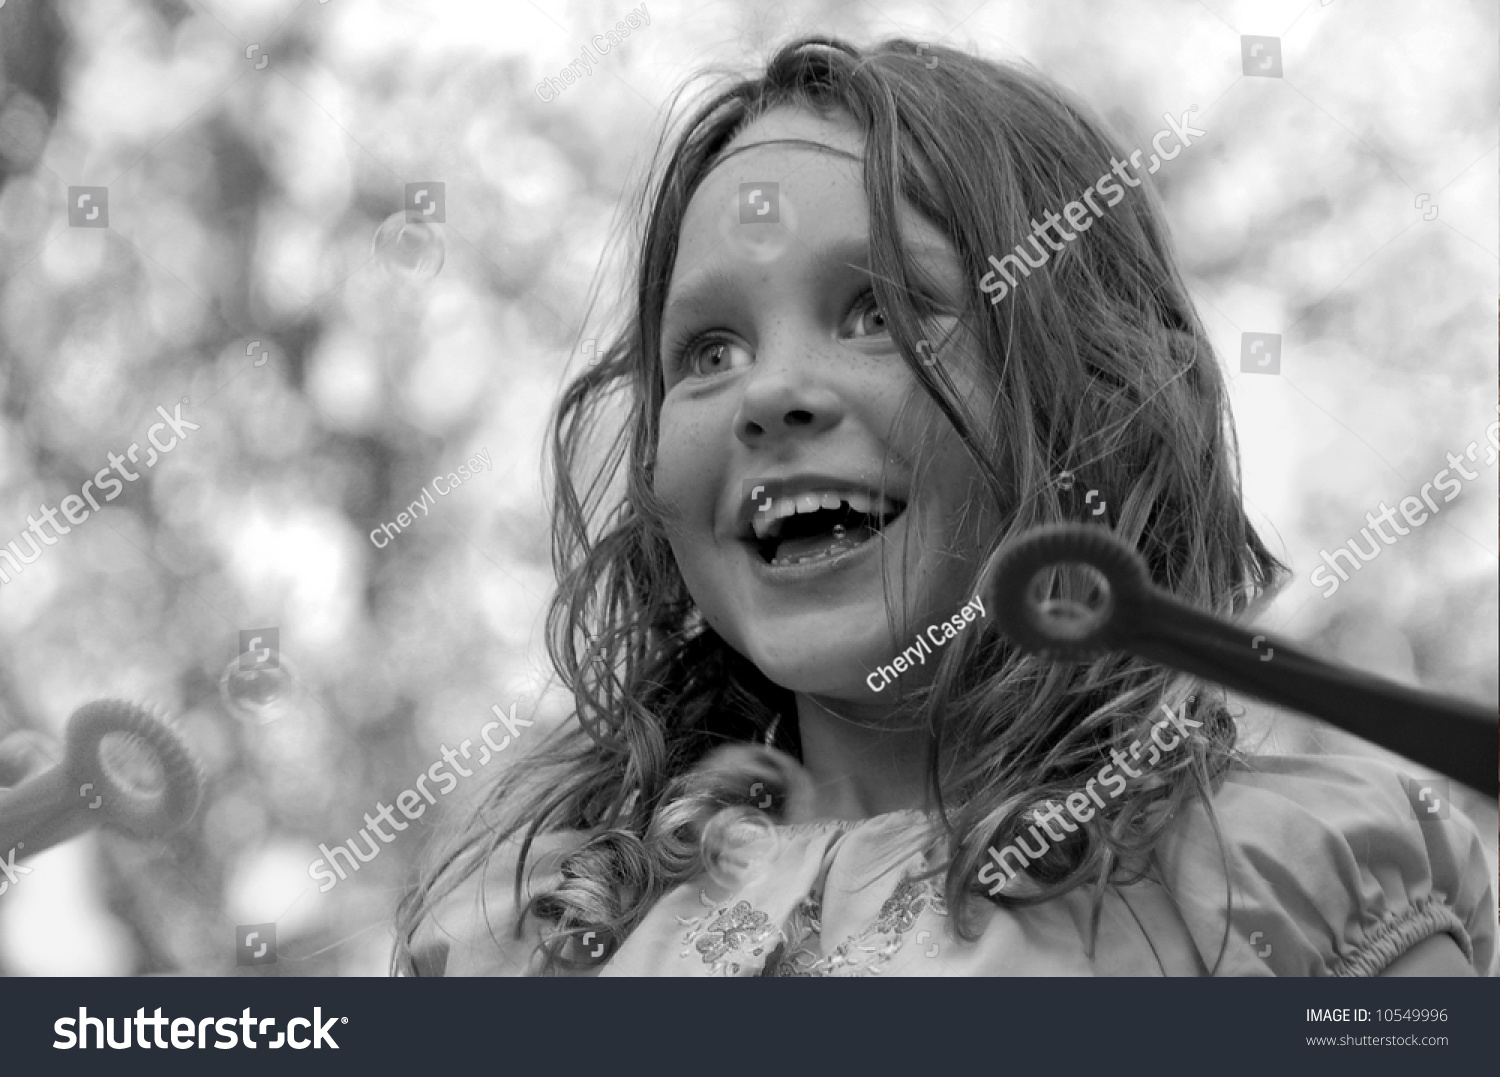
734,371,844,447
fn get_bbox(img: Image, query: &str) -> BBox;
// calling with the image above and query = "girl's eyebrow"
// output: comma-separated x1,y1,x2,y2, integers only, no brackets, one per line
662,263,746,324
662,234,959,326
664,238,875,325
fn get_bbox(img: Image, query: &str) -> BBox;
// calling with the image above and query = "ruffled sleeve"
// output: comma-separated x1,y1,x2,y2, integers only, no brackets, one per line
402,830,588,976
1153,754,1495,976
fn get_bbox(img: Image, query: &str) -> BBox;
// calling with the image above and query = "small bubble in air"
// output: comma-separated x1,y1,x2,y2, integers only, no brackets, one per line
717,187,798,265
1057,470,1075,492
219,655,304,726
372,211,445,280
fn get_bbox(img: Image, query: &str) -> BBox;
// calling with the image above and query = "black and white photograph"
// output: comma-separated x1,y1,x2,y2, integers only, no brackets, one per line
0,0,1494,1066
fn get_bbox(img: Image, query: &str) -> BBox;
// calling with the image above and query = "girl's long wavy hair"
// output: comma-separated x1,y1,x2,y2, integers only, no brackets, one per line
392,36,1287,976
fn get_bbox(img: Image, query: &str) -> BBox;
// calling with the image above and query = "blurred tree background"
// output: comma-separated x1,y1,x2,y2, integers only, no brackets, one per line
0,0,1493,975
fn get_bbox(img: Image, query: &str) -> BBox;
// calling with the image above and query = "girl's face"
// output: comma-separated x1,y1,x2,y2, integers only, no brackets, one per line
654,107,998,706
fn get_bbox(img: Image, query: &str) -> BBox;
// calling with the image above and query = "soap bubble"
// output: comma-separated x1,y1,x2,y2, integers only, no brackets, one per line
701,805,780,890
219,655,307,726
1057,469,1075,492
717,187,799,265
372,211,445,280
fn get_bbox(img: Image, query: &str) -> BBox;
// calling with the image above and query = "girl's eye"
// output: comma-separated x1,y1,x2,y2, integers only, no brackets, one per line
844,291,890,339
680,336,753,378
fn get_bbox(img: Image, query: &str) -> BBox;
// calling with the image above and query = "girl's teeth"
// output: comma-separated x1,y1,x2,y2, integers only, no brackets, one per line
748,489,905,541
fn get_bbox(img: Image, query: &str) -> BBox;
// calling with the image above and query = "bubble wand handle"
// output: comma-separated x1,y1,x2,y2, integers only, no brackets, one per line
985,524,1497,794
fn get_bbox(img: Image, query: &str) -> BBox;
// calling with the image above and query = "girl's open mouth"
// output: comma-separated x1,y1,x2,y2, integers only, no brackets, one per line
747,491,907,567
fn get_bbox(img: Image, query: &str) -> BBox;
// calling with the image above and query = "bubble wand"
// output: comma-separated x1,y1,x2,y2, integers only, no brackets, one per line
984,524,1497,794
0,700,201,861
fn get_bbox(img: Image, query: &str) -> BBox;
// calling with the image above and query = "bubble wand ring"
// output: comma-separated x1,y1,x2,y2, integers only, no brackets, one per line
0,700,202,860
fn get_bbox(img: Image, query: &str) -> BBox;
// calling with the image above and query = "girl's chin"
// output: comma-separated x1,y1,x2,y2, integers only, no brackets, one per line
745,643,913,697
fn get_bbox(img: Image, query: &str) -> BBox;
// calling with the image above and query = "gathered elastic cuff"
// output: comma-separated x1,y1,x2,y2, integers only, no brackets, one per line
1331,896,1473,977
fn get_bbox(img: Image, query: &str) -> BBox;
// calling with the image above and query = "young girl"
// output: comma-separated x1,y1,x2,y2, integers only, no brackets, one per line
391,37,1494,977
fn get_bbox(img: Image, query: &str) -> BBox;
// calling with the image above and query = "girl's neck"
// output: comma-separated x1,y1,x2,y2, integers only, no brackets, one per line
788,694,932,823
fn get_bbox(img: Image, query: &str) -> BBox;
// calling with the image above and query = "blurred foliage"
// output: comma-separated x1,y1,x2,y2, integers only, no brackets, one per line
0,0,1492,974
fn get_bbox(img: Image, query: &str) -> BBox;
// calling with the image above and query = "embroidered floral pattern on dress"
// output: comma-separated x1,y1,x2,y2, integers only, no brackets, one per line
768,869,949,977
760,893,823,977
677,895,784,976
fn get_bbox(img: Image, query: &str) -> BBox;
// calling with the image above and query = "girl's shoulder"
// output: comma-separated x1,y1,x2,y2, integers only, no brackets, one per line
402,829,590,977
1155,752,1496,976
